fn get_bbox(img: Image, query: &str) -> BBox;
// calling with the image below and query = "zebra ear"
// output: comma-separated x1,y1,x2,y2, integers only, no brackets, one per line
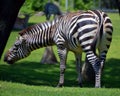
19,36,26,43
19,36,24,41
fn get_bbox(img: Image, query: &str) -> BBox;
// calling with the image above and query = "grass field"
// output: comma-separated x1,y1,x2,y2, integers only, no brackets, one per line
0,13,120,96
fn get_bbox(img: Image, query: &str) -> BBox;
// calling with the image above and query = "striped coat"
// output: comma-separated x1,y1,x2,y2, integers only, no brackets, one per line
4,10,113,88
54,10,113,87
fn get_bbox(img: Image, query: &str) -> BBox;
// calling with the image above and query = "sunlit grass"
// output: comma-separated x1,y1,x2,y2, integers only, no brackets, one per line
0,13,120,96
0,81,120,96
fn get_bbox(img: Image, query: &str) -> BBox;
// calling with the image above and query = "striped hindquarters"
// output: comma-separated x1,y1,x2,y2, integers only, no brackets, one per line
77,10,103,52
98,11,113,60
54,10,113,60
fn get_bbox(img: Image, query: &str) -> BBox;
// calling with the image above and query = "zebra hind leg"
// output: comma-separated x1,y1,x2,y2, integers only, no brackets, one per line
86,51,102,88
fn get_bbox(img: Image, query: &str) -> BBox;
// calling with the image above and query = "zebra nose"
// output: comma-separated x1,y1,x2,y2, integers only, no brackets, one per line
4,53,14,64
4,57,14,64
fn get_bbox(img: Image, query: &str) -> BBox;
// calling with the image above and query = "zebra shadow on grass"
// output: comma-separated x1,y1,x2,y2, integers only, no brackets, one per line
0,58,120,88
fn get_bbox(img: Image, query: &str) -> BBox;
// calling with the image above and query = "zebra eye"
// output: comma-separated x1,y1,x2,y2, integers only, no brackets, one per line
12,49,17,53
14,44,18,47
14,42,20,47
12,45,18,50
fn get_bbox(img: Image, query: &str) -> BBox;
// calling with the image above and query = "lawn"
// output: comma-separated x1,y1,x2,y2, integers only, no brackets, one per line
0,13,120,96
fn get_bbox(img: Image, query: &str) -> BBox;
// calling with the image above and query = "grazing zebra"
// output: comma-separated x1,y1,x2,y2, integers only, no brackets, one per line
4,10,113,88
44,2,62,20
4,18,59,64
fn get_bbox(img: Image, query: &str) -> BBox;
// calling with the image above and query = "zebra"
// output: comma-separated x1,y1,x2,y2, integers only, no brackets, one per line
44,2,62,20
4,18,59,64
4,10,113,88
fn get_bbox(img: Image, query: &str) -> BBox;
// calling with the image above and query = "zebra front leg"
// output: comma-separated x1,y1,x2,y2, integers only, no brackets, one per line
57,47,68,87
86,51,102,88
74,53,82,87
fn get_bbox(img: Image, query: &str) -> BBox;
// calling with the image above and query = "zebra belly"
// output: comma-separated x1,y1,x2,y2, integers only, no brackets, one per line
66,38,83,54
69,45,83,54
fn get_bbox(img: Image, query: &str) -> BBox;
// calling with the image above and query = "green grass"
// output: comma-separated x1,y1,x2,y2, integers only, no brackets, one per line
0,13,120,96
0,81,120,96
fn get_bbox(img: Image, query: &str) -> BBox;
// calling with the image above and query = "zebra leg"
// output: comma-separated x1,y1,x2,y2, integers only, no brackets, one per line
97,50,108,87
94,65,102,88
94,57,105,88
93,37,110,87
57,47,68,87
86,51,102,88
74,53,82,87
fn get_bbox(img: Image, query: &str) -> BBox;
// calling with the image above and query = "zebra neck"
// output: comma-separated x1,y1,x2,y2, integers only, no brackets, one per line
20,18,60,51
27,24,56,51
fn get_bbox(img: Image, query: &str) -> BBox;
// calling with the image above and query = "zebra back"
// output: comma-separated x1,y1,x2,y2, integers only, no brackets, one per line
54,10,113,53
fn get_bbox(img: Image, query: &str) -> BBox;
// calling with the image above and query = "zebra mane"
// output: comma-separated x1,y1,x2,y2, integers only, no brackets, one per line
19,25,35,36
19,21,51,36
19,17,61,36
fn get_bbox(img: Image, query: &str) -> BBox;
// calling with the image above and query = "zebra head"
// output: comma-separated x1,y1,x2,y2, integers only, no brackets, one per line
4,36,30,64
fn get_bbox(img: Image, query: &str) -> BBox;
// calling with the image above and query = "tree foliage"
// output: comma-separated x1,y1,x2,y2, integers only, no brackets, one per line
31,0,48,11
19,0,118,15
74,0,94,10
19,0,47,14
19,0,34,14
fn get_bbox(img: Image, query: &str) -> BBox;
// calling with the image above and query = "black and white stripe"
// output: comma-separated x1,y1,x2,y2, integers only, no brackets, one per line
54,10,113,87
4,10,113,88
4,18,60,64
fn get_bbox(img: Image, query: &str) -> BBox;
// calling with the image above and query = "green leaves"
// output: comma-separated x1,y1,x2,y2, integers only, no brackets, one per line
19,0,47,14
